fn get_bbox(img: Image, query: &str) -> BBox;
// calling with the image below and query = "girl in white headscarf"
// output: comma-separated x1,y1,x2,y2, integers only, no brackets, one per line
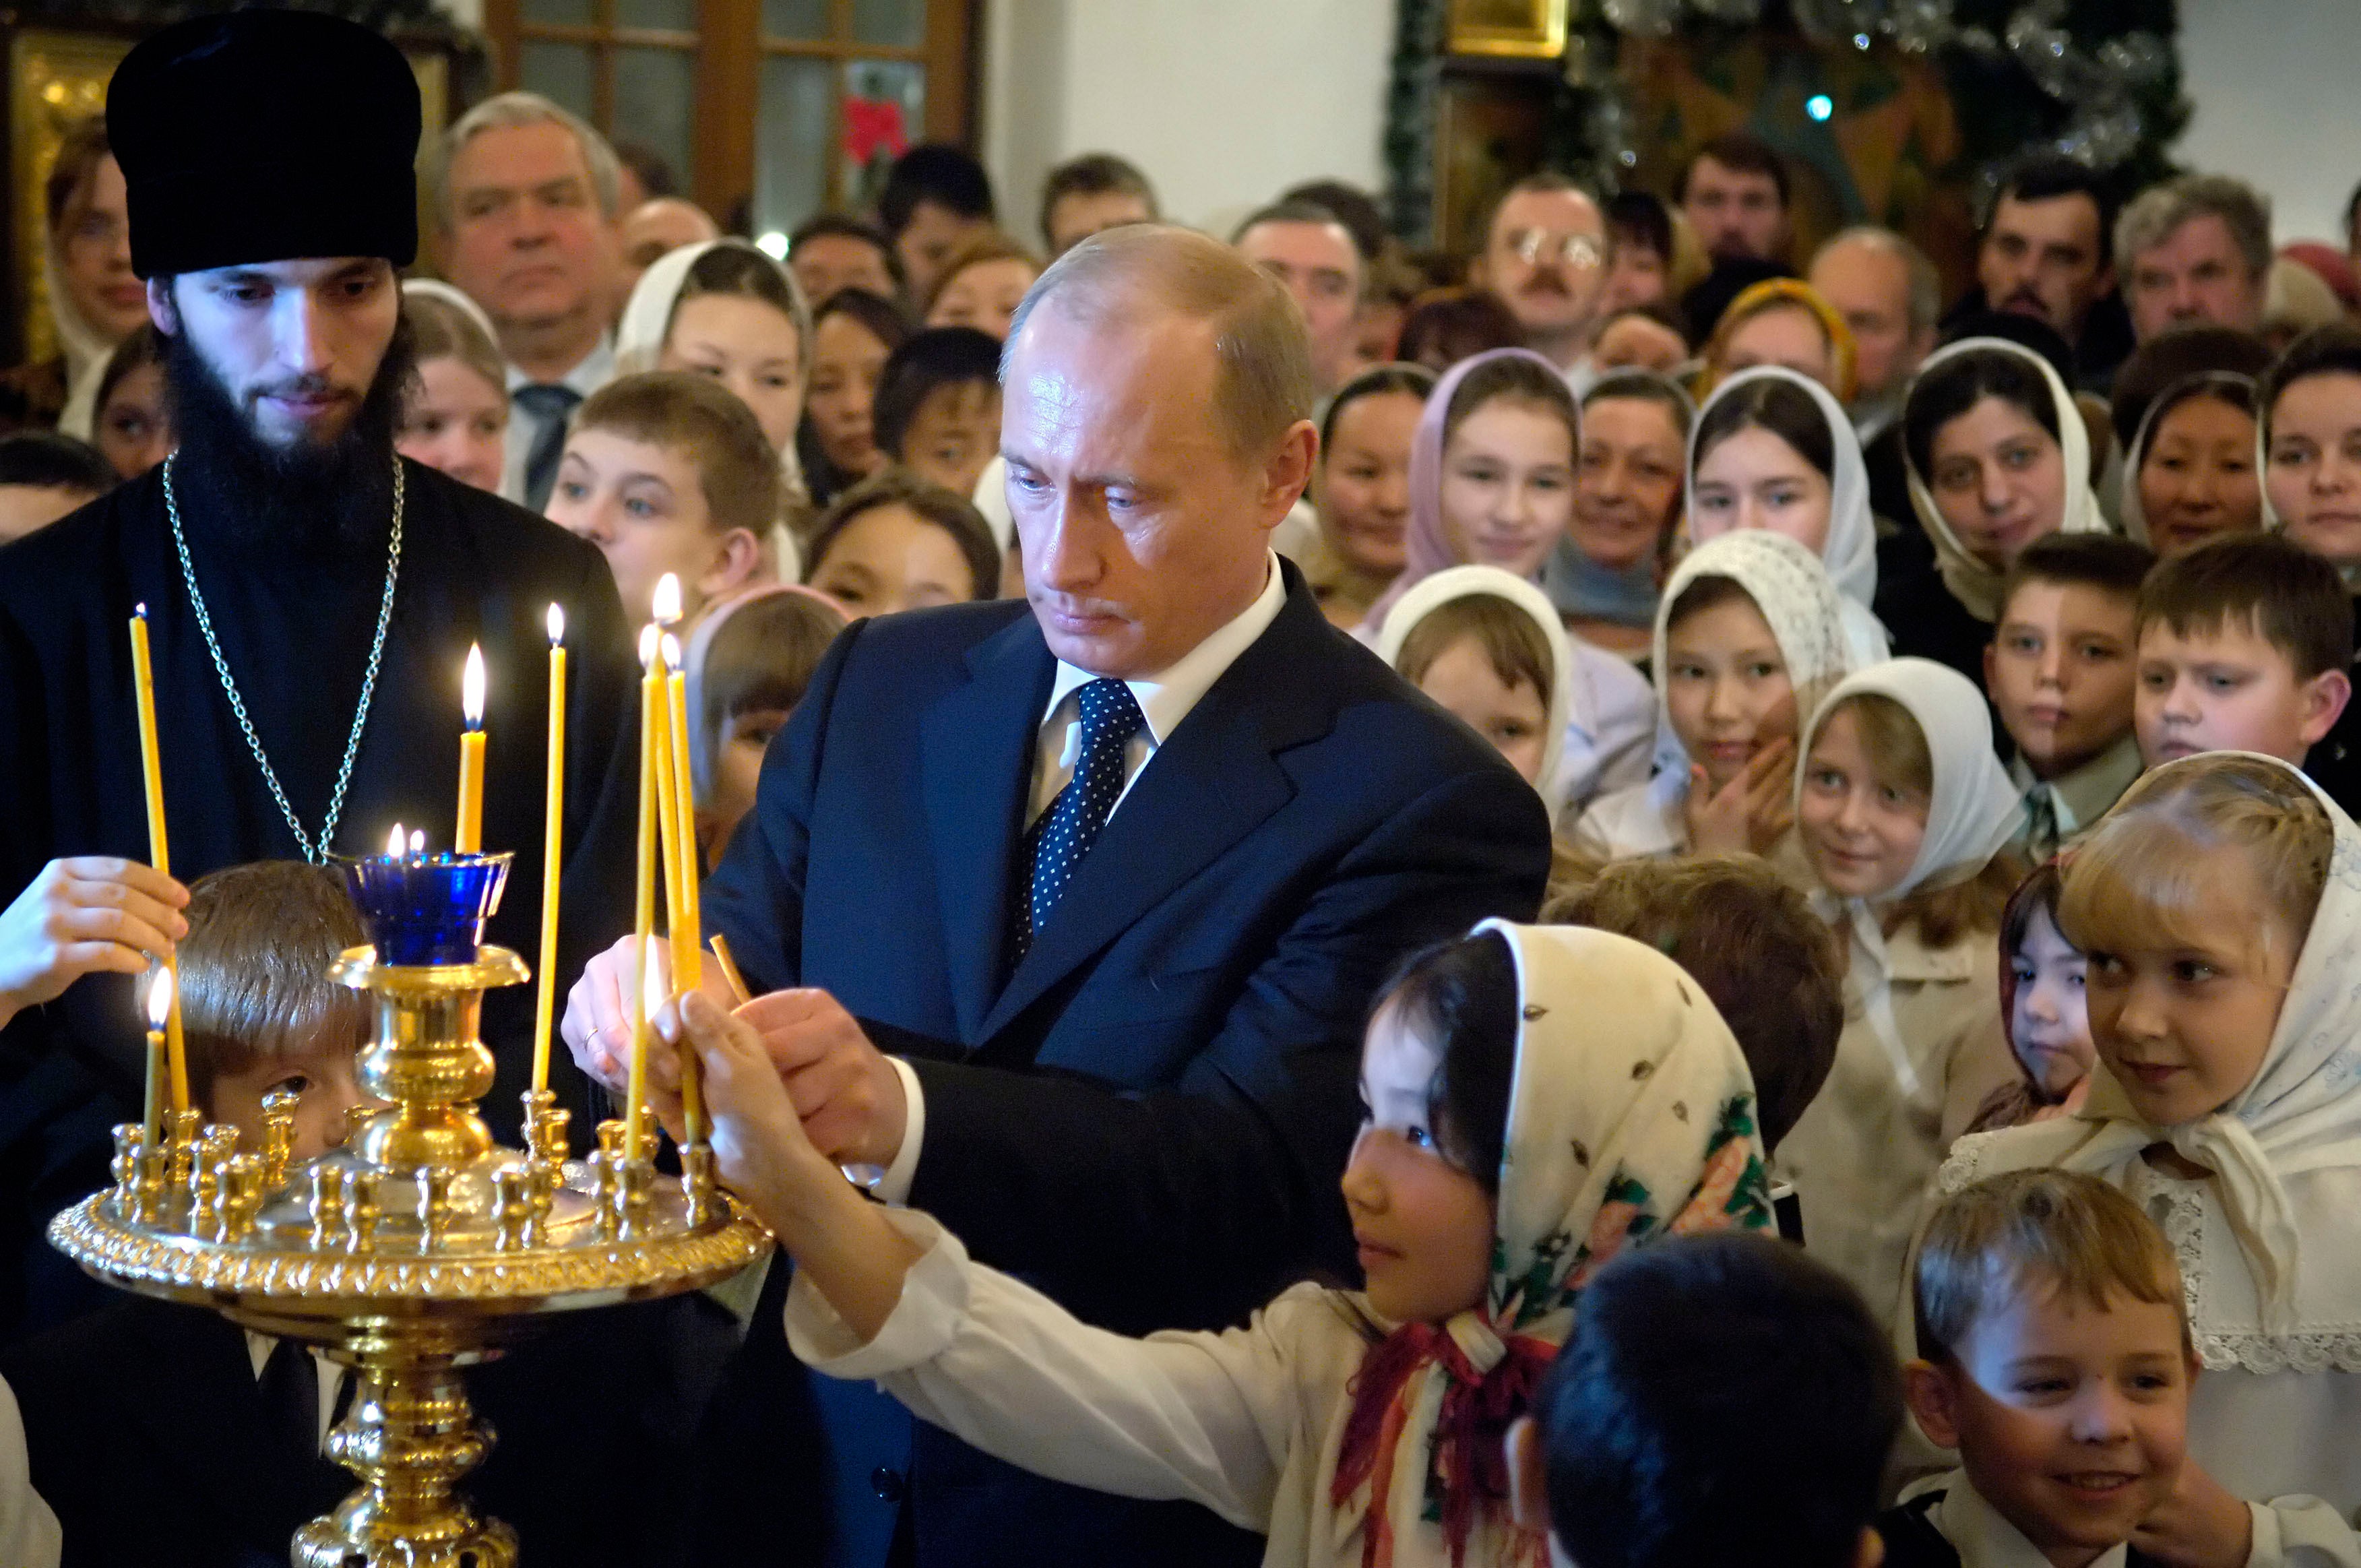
665,920,1773,1568
1685,365,1889,668
1375,566,1575,815
1777,658,2026,1334
1943,753,2361,1528
1573,531,1853,866
616,238,815,576
1888,338,2111,680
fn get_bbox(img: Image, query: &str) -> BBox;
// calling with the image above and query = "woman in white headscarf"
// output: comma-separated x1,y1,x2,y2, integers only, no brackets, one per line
1375,565,1576,815
615,237,815,577
3,117,148,439
1573,530,1853,866
1943,753,2361,1528
1881,338,2111,682
1777,658,2025,1334
1685,365,1889,668
668,918,1771,1568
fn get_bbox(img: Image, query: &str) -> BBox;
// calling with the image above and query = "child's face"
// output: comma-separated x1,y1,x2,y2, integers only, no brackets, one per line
1438,398,1576,582
662,292,805,456
96,361,173,480
2081,850,2297,1127
1690,425,1833,554
1799,705,1930,900
809,501,978,617
806,311,891,479
396,356,509,495
1662,594,1796,794
2265,371,2361,571
900,381,1001,500
206,1030,385,1164
1985,580,2137,780
547,428,743,627
702,705,788,873
2133,617,2343,770
1340,1000,1496,1325
1416,633,1551,785
1927,396,2069,571
2011,906,2095,1100
1906,1286,2193,1565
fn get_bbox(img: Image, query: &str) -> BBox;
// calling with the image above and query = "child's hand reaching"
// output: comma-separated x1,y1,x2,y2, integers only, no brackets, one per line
1682,739,1795,857
2131,1458,2253,1568
658,991,922,1342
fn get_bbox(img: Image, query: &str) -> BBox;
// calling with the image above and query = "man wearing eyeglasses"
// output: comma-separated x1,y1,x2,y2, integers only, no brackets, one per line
1470,173,1612,389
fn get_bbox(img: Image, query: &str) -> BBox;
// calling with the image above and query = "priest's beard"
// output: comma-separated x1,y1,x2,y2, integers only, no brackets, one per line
162,310,418,555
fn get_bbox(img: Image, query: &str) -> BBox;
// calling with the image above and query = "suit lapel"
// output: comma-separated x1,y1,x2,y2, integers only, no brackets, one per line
921,613,1056,1044
977,584,1338,1042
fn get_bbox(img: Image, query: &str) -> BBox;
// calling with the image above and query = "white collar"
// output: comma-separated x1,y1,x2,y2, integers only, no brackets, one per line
1936,1468,2129,1568
1039,552,1286,745
507,334,615,396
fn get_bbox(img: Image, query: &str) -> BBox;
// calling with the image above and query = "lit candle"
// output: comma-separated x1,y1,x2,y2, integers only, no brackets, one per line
410,829,425,858
625,625,661,1156
127,604,187,1113
387,823,407,860
141,966,173,1155
532,606,567,1093
662,634,705,1143
455,644,487,853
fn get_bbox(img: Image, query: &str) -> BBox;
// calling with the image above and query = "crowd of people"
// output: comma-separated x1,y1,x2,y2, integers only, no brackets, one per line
6,10,2361,1567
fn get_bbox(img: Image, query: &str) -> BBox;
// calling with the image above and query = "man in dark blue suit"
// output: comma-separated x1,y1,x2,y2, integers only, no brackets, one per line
565,225,1551,1568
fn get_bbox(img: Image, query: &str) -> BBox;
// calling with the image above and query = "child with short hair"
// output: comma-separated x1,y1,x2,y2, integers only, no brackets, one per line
1780,659,2026,1334
872,325,1004,501
802,468,1000,617
1963,860,2096,1135
1944,752,2361,1532
1891,1168,2358,1568
1986,532,2154,863
546,369,781,628
2131,534,2354,809
1573,530,1854,865
0,429,113,545
1377,564,1573,805
1544,853,1845,1155
683,584,848,869
669,921,1773,1568
1505,1233,1898,1568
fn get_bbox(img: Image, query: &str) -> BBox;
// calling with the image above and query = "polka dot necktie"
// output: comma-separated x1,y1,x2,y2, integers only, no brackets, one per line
1016,677,1146,960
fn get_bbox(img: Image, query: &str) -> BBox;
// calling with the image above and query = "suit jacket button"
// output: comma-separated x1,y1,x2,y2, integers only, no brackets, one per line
871,1467,906,1503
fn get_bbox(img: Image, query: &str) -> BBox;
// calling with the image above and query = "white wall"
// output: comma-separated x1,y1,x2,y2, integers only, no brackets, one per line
2168,0,2361,246
980,0,1396,244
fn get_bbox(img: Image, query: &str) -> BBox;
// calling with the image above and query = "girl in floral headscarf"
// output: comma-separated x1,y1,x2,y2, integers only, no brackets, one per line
664,921,1772,1568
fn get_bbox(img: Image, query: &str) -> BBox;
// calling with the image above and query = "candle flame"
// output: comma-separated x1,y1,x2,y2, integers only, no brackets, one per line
546,602,565,646
410,829,426,856
652,573,683,627
387,823,407,858
146,966,174,1032
463,644,486,728
639,623,660,668
662,632,683,670
134,602,147,619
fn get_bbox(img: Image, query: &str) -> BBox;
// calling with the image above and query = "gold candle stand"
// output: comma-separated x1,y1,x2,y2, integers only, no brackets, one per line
49,943,768,1568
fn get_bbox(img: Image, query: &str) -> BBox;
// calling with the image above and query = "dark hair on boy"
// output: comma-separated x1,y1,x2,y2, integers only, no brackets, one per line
573,371,783,538
1678,131,1790,208
2135,532,2354,684
1914,1169,2186,1365
804,467,1000,605
1375,929,1518,1190
0,430,115,497
790,212,904,292
2259,321,2361,426
699,591,846,751
1604,189,1674,265
1985,154,2120,264
877,144,995,238
873,325,1003,463
1039,152,1158,250
1999,532,2156,618
1539,1232,1899,1568
177,862,368,1107
1395,287,1524,371
1541,854,1842,1154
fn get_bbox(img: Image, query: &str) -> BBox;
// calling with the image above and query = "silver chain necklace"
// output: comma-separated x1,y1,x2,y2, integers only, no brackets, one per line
161,451,404,865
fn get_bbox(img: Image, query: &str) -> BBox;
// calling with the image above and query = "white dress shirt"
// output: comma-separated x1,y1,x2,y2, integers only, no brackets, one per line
500,336,616,506
872,555,1288,1204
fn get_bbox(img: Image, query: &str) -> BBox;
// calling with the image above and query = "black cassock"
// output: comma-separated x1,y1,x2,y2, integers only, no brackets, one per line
0,456,639,1342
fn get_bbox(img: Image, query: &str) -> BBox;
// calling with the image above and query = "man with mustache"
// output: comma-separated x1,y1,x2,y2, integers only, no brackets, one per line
1470,173,1613,387
1962,155,2134,391
0,10,638,1342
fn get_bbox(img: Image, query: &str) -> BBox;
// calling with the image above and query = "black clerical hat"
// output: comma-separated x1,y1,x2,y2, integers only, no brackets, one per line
107,10,421,279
